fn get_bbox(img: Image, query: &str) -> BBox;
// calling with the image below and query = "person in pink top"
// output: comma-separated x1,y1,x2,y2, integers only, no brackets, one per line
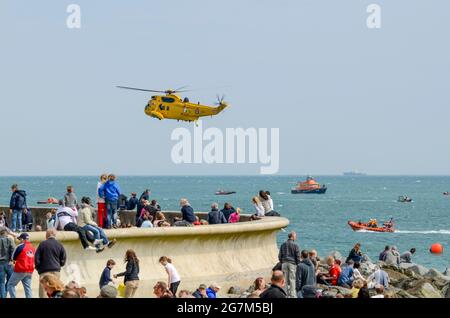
228,208,241,223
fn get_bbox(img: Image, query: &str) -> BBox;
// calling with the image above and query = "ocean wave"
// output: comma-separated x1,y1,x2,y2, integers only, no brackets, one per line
395,230,450,235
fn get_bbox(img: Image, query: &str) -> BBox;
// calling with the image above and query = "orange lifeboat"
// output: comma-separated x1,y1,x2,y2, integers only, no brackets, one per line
291,176,327,194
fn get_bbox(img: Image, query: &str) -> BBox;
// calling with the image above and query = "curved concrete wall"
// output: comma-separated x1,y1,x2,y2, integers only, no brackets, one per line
7,208,288,298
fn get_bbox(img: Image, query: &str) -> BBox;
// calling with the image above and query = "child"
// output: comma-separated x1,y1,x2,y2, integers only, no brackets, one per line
228,208,241,223
22,208,33,231
159,256,181,297
99,259,116,289
46,211,56,230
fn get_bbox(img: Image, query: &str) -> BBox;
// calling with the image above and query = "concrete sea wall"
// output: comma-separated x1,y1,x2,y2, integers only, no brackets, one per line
2,206,288,298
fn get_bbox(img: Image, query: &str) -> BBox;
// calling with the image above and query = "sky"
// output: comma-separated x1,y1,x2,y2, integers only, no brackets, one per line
0,0,449,176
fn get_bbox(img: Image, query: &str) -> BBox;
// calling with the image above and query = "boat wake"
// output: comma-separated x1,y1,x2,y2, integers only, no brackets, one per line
395,230,450,235
353,229,450,235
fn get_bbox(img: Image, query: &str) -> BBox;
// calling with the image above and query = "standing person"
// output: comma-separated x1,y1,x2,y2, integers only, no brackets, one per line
346,243,363,263
78,197,116,250
64,186,78,210
99,259,116,289
278,231,300,298
295,250,316,298
379,245,390,261
174,198,196,226
400,248,416,263
34,228,67,298
228,208,241,223
126,193,139,211
98,174,122,229
260,271,287,298
7,233,35,298
159,256,181,297
207,203,228,224
97,174,108,228
0,227,15,298
9,184,27,232
136,189,151,224
114,249,140,298
54,200,97,251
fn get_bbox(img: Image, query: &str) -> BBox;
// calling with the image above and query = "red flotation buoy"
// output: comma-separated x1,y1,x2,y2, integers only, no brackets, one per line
430,243,443,254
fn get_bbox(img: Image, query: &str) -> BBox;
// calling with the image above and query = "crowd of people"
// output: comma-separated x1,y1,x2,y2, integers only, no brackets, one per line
0,175,288,298
262,232,418,298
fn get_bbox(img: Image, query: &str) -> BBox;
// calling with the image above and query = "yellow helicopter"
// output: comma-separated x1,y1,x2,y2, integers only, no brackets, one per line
117,85,229,124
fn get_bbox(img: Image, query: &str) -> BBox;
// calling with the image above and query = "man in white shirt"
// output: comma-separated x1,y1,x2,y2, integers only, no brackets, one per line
55,200,96,251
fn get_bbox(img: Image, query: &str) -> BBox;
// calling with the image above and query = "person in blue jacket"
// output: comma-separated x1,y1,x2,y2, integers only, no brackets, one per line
206,283,221,298
338,260,354,288
98,174,121,229
9,184,27,232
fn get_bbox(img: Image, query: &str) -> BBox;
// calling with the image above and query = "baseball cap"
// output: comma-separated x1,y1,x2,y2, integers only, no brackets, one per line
18,233,30,240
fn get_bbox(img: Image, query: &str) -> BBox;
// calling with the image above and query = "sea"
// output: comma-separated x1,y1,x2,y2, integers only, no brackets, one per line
0,175,449,271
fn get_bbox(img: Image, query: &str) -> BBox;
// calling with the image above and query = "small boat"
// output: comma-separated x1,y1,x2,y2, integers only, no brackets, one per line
348,219,394,233
443,192,449,196
291,176,327,194
398,195,412,203
37,197,59,204
215,190,236,195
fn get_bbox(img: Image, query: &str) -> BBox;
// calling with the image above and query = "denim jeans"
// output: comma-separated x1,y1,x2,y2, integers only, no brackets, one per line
11,209,23,232
0,262,13,298
7,272,33,298
105,200,118,228
83,224,109,246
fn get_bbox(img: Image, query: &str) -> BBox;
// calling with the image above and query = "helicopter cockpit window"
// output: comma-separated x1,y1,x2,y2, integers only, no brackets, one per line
161,97,175,103
159,104,165,110
183,97,189,103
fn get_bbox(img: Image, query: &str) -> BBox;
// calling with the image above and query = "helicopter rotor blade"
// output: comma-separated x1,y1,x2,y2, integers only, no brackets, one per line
117,86,166,93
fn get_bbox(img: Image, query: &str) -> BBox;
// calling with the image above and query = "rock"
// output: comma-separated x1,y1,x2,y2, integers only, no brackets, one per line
361,254,373,264
424,269,450,282
228,286,241,294
399,263,415,270
383,268,411,287
394,289,417,298
359,262,376,276
409,264,429,277
328,285,352,296
441,282,450,298
328,251,344,263
407,280,443,298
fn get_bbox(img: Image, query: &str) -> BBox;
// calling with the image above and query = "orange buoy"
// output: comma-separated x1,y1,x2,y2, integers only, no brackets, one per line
430,243,443,254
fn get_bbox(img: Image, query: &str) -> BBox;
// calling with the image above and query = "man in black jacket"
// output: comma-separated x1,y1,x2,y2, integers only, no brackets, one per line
278,231,300,298
34,228,67,298
296,250,316,298
9,184,27,232
260,270,287,298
